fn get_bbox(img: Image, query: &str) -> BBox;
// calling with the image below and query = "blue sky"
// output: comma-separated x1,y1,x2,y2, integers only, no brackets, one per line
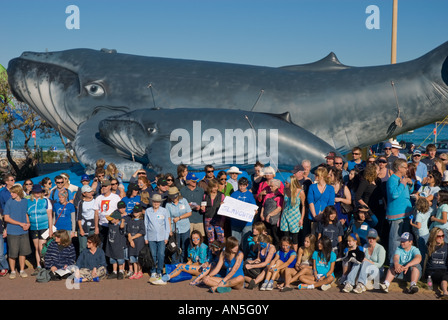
1,0,447,69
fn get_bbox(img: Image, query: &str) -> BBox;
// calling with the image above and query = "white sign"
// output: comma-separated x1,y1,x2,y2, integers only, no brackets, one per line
217,196,258,223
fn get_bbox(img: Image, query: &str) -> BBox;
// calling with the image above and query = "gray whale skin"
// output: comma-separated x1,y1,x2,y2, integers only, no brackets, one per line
7,42,448,180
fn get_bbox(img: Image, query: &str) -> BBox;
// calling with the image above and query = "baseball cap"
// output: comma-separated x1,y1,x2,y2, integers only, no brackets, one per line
383,142,392,149
117,201,126,209
325,152,336,159
400,232,413,242
367,229,378,239
81,185,93,193
81,174,90,182
291,165,305,174
186,172,199,181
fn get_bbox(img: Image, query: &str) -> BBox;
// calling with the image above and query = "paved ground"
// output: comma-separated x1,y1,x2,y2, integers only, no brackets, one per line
1,268,439,318
0,267,439,301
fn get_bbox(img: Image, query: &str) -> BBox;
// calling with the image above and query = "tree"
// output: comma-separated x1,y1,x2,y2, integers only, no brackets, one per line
0,64,58,180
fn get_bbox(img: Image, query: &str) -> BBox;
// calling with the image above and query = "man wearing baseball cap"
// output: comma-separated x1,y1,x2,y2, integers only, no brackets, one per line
179,172,205,236
380,232,422,294
94,179,121,249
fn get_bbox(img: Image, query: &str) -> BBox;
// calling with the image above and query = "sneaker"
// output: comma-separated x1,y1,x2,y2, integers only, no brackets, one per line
9,271,16,280
107,272,118,280
126,271,134,279
151,278,167,285
0,269,8,277
259,282,268,291
407,285,419,294
266,281,274,291
117,272,124,280
342,283,353,293
353,283,366,294
19,270,28,278
379,282,389,293
134,272,143,280
320,283,331,291
298,284,313,290
365,280,374,290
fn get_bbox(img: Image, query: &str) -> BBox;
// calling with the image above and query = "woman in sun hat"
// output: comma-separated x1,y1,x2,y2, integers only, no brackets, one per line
166,186,192,263
145,193,170,283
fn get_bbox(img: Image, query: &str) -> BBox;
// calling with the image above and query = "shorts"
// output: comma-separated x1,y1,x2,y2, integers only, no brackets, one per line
30,229,47,240
7,234,32,258
109,258,125,265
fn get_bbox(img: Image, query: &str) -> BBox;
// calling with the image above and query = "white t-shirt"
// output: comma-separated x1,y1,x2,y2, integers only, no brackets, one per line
94,193,121,226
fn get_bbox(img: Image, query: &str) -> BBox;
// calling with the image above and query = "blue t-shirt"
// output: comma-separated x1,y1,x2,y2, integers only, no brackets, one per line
53,202,76,231
277,249,297,268
121,195,141,215
230,190,257,228
394,245,421,266
4,198,29,235
312,250,337,277
0,187,11,212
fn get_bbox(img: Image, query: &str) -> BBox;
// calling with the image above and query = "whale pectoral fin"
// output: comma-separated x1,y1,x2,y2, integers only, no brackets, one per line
146,136,178,174
73,114,143,181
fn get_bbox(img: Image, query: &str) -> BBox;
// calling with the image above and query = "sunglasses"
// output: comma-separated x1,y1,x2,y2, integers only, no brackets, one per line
378,160,387,163
56,181,64,184
334,162,343,165
437,235,445,238
166,179,173,181
352,153,361,155
207,170,214,173
384,148,391,150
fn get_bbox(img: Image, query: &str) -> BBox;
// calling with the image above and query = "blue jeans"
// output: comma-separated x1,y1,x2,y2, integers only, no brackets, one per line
388,218,410,263
0,236,9,270
346,261,384,288
148,241,165,274
171,230,190,264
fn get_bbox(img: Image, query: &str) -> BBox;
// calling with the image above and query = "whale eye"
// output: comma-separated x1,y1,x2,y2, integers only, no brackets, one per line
85,83,105,97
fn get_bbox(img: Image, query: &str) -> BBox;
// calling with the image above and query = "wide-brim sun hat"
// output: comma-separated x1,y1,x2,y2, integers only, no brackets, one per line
227,166,242,174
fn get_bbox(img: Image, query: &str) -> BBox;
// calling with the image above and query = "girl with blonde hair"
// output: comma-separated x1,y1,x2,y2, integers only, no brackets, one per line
280,175,305,252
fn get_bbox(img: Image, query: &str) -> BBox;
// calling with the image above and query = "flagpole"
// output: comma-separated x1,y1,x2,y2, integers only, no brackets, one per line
391,0,398,64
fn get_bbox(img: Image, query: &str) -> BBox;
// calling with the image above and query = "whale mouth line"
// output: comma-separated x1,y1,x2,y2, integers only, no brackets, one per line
7,57,81,138
91,105,131,117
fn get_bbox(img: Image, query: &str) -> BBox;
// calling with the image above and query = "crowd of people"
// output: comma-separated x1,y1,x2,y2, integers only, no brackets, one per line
1,143,448,298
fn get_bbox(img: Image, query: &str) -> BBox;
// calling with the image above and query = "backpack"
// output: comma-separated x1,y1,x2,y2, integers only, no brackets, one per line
138,245,155,271
40,238,54,265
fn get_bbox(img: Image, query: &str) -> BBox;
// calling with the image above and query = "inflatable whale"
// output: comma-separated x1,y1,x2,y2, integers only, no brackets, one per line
7,42,448,180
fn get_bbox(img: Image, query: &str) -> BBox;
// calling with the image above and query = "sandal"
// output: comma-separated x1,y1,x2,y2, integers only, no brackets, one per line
281,286,293,292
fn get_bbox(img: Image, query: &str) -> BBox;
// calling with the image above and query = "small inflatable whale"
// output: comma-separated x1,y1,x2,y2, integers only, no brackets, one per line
7,42,448,180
